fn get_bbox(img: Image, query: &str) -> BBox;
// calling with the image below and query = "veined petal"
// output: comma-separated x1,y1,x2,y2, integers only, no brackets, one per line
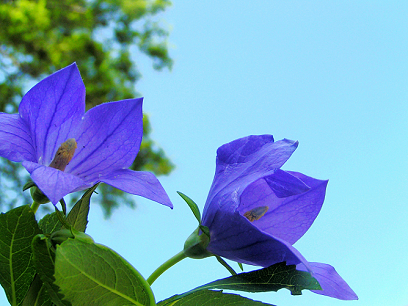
255,172,328,244
204,203,311,270
204,136,299,217
297,262,358,300
0,113,35,162
67,98,143,182
22,161,90,204
18,63,85,165
99,169,173,208
215,136,298,175
216,135,275,165
263,169,310,198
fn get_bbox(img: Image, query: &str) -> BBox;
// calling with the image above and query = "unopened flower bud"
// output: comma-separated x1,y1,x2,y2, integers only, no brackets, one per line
30,186,50,204
183,226,211,259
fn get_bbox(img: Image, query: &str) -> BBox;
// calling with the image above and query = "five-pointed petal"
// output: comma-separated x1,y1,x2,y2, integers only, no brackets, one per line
0,63,172,208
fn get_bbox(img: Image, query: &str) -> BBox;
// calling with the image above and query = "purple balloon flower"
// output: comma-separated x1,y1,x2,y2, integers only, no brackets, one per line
201,135,357,300
0,63,172,208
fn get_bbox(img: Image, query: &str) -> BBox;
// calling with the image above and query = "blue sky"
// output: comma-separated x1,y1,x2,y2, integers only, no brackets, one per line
2,1,408,305
89,2,407,305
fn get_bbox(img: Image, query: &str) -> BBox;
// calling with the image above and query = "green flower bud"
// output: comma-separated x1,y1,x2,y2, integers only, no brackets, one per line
50,228,75,248
30,186,50,204
50,228,94,250
183,226,212,259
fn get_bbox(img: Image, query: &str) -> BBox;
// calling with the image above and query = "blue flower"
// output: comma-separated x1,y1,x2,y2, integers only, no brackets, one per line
0,63,172,208
201,135,357,300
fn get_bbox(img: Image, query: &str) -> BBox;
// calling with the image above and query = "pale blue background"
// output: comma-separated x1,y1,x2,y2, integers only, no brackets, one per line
2,1,408,305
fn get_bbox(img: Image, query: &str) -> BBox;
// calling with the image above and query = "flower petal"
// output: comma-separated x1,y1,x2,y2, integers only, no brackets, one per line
0,113,35,162
99,169,173,208
215,136,298,176
204,200,311,269
297,262,358,300
18,63,85,165
203,136,299,219
67,98,143,182
247,172,328,245
216,135,275,165
263,169,310,198
22,161,90,204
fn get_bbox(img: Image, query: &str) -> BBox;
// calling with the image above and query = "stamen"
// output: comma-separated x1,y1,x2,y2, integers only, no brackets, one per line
49,138,77,171
243,206,269,222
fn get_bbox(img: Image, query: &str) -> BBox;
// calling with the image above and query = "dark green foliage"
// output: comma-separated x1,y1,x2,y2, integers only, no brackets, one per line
0,0,174,216
158,290,276,306
31,234,71,306
0,205,41,306
65,184,99,232
176,261,321,299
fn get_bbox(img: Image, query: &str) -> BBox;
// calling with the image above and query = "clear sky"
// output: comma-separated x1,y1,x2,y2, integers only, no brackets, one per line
89,2,407,305
2,1,408,305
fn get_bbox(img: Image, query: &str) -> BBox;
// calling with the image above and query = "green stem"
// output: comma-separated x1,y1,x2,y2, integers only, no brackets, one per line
147,250,187,285
30,201,40,214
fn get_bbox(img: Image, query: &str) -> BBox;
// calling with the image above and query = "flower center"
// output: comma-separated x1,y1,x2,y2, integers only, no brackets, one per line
49,138,77,171
243,206,269,222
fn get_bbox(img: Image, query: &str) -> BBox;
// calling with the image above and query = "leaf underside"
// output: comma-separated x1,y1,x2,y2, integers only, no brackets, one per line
192,261,321,295
163,261,321,305
158,290,276,306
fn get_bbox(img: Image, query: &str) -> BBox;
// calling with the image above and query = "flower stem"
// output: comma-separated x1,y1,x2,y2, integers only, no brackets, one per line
147,250,187,285
30,201,40,214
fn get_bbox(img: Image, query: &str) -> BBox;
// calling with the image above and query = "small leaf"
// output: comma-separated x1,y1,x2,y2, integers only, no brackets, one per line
158,290,275,306
54,239,155,306
66,184,99,232
31,234,71,306
23,179,36,191
238,262,244,271
215,255,237,275
0,205,41,306
199,225,210,238
181,262,321,297
177,191,201,224
38,212,62,234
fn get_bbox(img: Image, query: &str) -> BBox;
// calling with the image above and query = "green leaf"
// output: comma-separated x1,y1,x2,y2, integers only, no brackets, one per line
22,180,36,191
54,239,155,306
158,290,275,306
31,234,70,306
22,274,53,306
38,212,62,235
66,184,99,232
238,262,244,271
181,262,321,297
177,191,201,224
0,205,41,306
199,225,210,238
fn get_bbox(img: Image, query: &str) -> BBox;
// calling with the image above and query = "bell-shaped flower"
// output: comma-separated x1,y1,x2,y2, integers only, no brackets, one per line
0,63,172,208
201,135,357,300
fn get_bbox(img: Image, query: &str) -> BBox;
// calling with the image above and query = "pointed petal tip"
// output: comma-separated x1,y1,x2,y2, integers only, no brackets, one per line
282,138,299,147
